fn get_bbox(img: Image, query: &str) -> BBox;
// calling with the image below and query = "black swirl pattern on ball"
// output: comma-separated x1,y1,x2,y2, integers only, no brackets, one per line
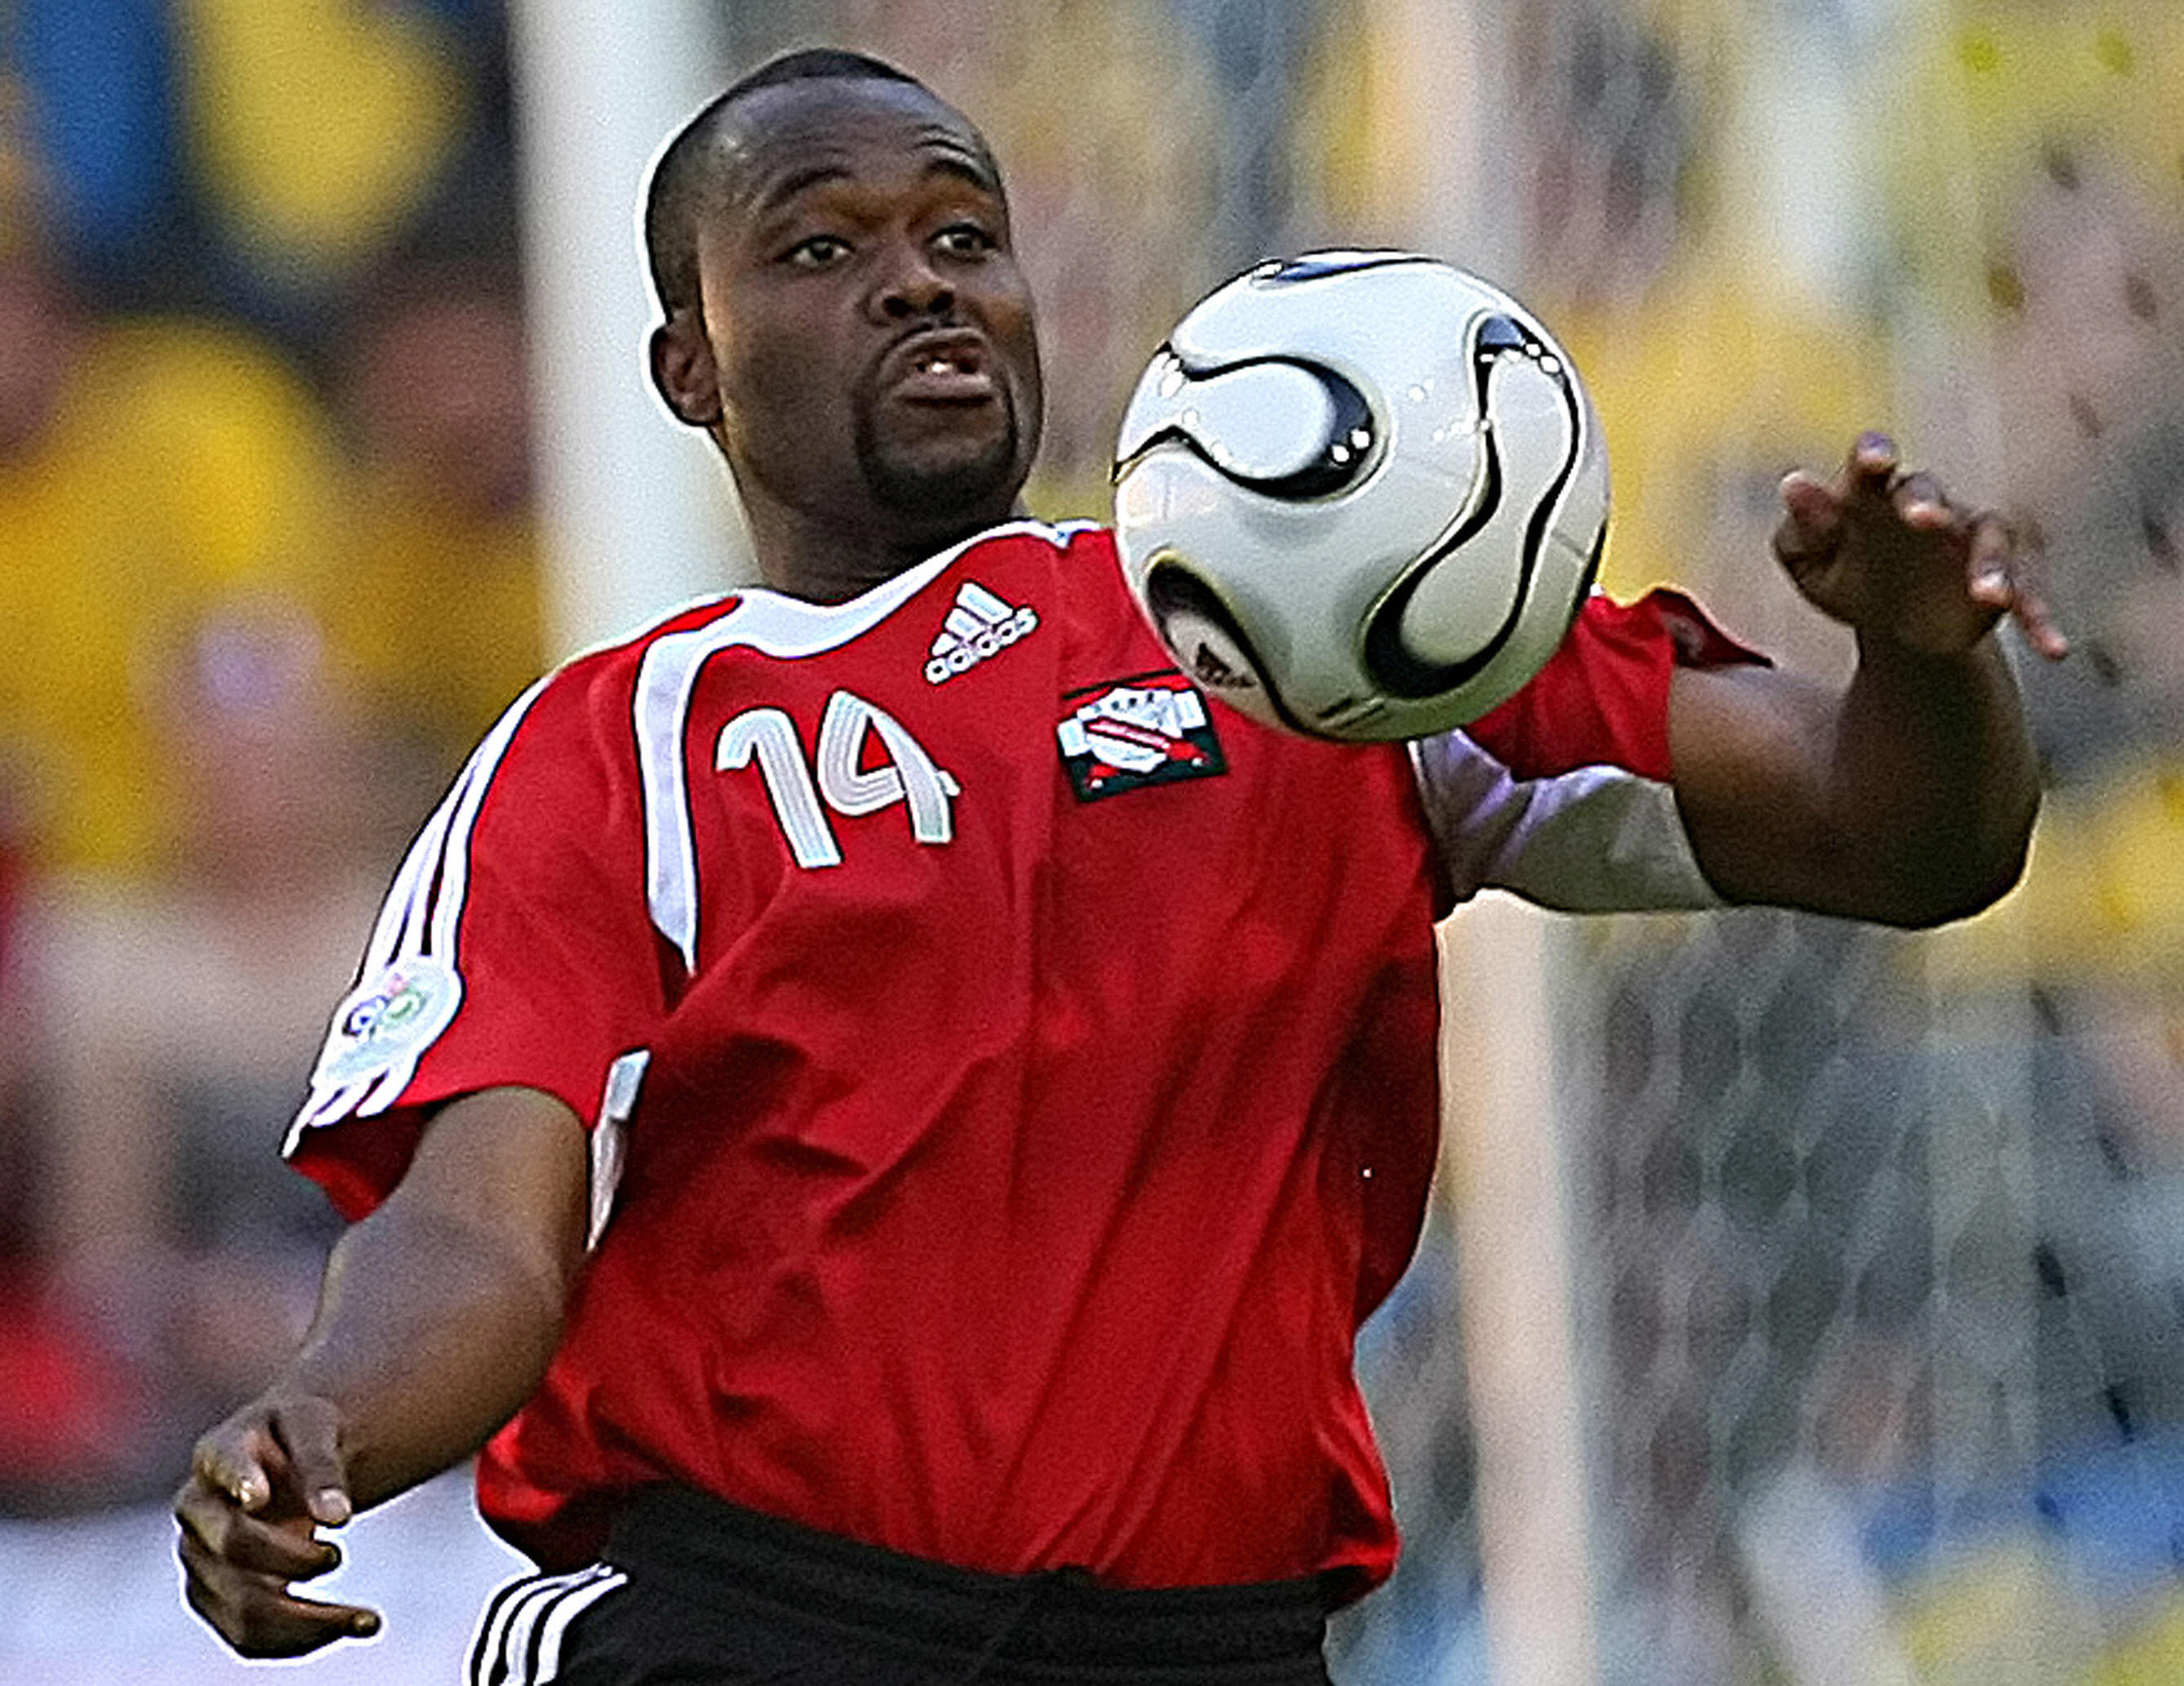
1250,251,1435,286
1359,315,1585,701
1113,352,1377,502
1143,561,1317,737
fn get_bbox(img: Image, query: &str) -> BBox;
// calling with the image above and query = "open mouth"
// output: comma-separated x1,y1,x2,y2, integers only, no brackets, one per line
883,330,998,403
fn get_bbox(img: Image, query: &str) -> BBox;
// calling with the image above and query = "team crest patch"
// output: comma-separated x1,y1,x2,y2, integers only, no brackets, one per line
312,956,463,1088
1057,672,1228,802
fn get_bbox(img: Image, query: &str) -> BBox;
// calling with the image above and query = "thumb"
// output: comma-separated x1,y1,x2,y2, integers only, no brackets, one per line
192,1420,279,1515
1774,471,1843,571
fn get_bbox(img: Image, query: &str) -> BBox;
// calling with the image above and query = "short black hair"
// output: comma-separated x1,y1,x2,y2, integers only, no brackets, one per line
643,48,928,318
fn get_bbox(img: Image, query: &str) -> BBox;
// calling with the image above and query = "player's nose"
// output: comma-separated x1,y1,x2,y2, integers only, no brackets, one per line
870,240,955,323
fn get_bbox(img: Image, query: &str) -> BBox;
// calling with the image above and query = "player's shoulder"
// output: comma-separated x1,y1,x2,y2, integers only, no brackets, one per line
517,521,1119,710
956,516,1115,575
1046,518,1118,568
618,520,1114,666
890,516,1116,598
529,591,749,705
959,517,1123,605
452,592,749,785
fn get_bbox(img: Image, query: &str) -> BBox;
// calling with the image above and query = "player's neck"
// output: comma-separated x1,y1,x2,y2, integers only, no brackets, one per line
744,496,1023,604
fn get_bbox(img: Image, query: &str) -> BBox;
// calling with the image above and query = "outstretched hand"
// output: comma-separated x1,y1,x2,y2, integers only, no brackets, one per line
174,1393,382,1657
1775,433,2068,662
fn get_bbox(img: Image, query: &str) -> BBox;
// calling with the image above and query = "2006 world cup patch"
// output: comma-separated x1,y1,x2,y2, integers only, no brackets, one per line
312,955,464,1088
1056,672,1228,802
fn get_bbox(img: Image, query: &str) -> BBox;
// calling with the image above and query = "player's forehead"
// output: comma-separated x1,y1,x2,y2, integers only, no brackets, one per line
714,77,1003,224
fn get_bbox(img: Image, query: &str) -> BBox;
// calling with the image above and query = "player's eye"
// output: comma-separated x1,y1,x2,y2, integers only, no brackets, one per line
933,223,997,259
785,234,851,269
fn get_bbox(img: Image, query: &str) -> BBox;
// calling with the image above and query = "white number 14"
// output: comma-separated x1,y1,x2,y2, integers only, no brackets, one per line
716,692,959,870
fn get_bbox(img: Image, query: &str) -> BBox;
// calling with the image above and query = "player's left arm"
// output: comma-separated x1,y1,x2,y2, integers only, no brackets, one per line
1666,433,2067,927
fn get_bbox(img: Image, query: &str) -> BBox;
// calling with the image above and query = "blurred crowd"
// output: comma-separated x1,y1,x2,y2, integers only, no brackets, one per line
0,0,542,1512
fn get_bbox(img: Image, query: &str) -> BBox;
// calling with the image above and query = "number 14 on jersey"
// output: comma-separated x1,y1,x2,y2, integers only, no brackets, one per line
718,690,959,870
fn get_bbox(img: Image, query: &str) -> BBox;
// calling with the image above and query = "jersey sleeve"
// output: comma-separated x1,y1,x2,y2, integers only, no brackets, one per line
284,652,665,1220
1411,588,1767,912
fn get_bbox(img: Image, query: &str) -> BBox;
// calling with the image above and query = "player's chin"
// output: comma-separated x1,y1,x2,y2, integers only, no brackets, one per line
864,407,1026,523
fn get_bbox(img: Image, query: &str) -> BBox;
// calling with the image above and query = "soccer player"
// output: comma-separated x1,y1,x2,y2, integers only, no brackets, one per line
174,48,2062,1685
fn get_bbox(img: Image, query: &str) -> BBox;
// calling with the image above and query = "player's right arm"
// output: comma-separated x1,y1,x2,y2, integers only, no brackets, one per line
175,638,667,1657
173,1082,586,1658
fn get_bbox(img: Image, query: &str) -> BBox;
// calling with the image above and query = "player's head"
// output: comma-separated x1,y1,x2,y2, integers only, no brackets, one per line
643,49,930,322
645,49,1043,589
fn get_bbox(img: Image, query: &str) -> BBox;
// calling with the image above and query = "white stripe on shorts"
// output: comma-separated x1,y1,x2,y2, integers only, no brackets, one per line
467,1564,627,1686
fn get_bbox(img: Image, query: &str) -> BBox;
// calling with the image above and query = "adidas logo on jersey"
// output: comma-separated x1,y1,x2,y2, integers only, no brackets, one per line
925,582,1038,684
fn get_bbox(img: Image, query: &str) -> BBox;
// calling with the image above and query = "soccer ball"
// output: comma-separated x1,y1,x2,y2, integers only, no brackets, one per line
1111,251,1608,741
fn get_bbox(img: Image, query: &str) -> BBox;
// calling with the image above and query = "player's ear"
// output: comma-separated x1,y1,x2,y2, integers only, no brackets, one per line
650,310,724,429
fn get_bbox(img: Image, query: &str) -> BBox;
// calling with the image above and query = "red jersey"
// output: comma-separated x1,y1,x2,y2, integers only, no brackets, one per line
287,522,1746,1596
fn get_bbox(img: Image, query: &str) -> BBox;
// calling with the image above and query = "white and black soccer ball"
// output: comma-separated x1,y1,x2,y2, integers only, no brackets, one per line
1112,251,1608,741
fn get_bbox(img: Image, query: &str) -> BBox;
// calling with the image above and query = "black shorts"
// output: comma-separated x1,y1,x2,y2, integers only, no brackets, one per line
466,1485,1336,1686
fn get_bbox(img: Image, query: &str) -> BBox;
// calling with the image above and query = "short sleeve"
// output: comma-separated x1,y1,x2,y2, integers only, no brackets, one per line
284,653,665,1220
1411,589,1767,912
1464,587,1766,781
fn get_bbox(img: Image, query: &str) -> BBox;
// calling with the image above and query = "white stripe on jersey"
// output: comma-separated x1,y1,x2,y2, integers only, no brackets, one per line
586,1050,648,1250
363,752,467,980
291,517,1101,1138
287,675,554,1145
1408,728,1722,912
637,518,1095,971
